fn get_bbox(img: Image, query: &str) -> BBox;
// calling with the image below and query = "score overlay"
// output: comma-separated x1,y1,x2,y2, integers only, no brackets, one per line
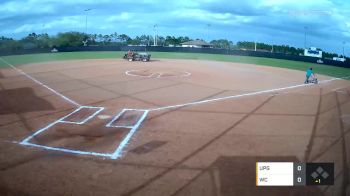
256,162,334,186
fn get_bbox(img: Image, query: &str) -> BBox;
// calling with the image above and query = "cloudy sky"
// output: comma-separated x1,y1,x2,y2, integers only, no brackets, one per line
0,0,349,55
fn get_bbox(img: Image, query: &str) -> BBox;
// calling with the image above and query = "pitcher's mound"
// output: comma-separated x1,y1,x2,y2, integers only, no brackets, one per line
126,69,191,78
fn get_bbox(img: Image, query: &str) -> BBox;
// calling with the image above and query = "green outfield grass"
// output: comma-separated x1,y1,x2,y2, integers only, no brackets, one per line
0,51,349,78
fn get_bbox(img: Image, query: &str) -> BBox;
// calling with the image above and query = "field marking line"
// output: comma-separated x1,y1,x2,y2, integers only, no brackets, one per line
105,109,128,127
19,105,112,158
150,73,160,78
20,106,84,144
0,57,80,107
20,105,104,143
183,71,192,77
332,87,344,91
125,70,152,78
148,76,350,111
21,142,112,157
19,107,149,160
110,109,149,159
59,106,105,125
105,108,149,128
332,86,350,92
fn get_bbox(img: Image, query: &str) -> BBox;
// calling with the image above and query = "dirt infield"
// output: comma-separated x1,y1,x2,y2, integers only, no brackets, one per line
0,58,349,196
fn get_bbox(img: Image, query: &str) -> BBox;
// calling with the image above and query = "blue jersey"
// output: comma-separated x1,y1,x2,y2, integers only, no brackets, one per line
306,69,313,77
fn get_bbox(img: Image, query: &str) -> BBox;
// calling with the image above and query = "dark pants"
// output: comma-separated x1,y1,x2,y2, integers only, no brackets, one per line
305,76,310,84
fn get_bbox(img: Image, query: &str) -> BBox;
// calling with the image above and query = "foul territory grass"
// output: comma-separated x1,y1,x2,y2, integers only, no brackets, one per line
0,51,349,78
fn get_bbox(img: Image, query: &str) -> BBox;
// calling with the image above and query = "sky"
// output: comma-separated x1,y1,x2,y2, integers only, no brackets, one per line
0,0,349,55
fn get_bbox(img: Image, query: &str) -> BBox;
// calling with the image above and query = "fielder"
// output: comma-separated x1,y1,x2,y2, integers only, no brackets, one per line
304,67,317,84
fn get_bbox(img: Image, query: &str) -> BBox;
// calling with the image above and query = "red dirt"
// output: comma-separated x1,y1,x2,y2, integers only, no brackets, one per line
0,87,55,115
0,58,349,196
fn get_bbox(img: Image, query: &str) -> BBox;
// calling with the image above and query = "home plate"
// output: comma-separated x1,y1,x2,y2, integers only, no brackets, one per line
98,115,111,120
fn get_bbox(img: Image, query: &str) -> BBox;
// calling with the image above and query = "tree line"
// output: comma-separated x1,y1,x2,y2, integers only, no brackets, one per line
0,32,345,59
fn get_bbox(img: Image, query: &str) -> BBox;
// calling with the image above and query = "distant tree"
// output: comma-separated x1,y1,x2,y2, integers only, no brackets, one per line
37,33,50,48
103,34,111,44
19,33,51,49
157,36,165,46
237,41,255,50
165,36,176,46
110,32,118,42
178,36,191,43
139,35,149,45
118,34,131,43
88,34,97,45
50,32,87,47
97,34,103,43
0,36,13,41
0,36,22,50
323,51,342,59
128,36,141,45
210,39,233,49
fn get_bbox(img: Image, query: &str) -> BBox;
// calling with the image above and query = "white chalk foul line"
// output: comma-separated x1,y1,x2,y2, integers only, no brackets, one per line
148,76,350,111
0,57,80,107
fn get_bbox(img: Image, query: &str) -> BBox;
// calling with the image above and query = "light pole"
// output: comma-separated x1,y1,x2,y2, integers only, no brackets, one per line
84,9,92,35
153,24,158,46
342,41,346,58
304,26,308,49
207,24,211,42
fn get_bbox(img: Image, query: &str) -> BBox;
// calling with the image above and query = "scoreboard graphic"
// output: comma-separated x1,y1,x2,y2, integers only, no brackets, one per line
256,162,334,186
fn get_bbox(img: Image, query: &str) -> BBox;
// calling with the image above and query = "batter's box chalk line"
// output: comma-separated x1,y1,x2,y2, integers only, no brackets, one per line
19,106,149,160
59,106,105,125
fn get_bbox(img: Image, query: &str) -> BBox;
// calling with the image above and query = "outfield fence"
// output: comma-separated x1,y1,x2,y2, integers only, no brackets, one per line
1,46,349,68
